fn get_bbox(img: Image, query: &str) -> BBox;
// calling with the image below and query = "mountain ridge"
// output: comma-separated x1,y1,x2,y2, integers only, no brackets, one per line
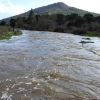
2,2,100,22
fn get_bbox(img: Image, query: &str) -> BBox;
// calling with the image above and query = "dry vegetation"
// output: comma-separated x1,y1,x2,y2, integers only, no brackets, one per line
0,26,22,40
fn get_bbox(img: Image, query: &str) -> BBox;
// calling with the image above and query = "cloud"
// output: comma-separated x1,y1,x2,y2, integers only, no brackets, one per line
0,0,25,19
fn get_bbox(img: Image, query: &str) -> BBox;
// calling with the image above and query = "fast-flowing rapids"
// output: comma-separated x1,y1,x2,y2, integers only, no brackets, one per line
0,30,100,100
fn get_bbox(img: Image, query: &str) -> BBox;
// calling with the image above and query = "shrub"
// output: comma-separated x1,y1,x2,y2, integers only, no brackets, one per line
67,21,75,27
35,18,56,31
73,28,86,35
75,17,87,27
56,14,65,25
84,13,95,23
66,13,79,21
84,13,94,18
0,21,6,26
88,22,100,31
95,16,100,23
54,26,67,33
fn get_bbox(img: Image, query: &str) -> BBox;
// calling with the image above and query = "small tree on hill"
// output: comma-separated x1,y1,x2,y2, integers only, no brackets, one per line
27,9,36,26
84,13,94,18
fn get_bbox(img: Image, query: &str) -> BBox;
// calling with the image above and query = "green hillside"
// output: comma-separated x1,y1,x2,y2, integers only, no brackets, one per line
2,2,100,22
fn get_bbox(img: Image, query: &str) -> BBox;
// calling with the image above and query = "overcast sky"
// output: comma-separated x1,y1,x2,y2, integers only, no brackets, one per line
0,0,100,20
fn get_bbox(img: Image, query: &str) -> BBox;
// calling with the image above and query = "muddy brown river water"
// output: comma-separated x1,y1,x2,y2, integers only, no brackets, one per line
0,30,100,100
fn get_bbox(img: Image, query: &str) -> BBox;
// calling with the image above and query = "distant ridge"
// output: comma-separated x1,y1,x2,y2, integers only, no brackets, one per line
2,2,100,22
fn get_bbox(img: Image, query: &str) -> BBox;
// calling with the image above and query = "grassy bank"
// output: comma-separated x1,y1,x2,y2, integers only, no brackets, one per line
82,31,100,37
0,26,22,40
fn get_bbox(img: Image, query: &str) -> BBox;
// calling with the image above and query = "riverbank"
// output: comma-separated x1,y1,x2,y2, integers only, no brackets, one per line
81,31,100,37
0,25,100,40
0,26,22,40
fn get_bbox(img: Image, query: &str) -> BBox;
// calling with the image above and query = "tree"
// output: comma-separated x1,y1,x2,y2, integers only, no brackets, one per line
66,13,79,21
50,14,57,22
35,15,40,22
67,21,75,27
75,17,87,27
0,21,6,26
10,18,16,28
84,13,94,18
95,16,100,23
27,9,36,26
35,18,56,31
41,12,50,19
16,17,24,28
22,16,28,24
84,13,95,23
56,14,65,25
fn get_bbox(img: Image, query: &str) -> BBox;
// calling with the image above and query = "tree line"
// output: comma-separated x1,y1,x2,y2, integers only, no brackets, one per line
1,9,100,35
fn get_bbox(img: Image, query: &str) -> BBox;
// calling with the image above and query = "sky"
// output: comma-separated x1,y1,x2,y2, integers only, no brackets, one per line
0,0,100,20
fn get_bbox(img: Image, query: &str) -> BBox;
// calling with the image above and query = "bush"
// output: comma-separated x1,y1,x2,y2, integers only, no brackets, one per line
66,13,79,21
0,21,6,26
95,16,100,23
67,21,75,27
54,26,67,33
35,18,56,31
88,22,100,31
84,13,95,23
0,26,22,40
75,17,87,27
73,28,86,35
56,14,65,25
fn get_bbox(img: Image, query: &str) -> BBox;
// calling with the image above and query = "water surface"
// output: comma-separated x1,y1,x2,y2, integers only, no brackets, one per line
0,30,100,100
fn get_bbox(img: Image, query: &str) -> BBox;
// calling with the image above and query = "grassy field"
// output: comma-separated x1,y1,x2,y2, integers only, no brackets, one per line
0,26,22,40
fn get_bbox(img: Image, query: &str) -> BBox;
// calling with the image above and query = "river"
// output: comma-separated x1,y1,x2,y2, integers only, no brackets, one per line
0,30,100,100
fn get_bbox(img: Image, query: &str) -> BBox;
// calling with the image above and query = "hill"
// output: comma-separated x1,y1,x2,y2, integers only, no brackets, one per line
2,2,100,22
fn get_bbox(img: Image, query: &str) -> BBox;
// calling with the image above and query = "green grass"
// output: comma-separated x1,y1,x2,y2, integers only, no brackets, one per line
82,31,100,37
0,26,22,40
0,31,22,40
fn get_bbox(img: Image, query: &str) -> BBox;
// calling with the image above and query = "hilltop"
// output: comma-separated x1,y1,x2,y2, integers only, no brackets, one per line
2,2,99,22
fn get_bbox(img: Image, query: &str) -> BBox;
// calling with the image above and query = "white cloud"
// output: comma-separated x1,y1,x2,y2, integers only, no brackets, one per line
0,0,25,19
